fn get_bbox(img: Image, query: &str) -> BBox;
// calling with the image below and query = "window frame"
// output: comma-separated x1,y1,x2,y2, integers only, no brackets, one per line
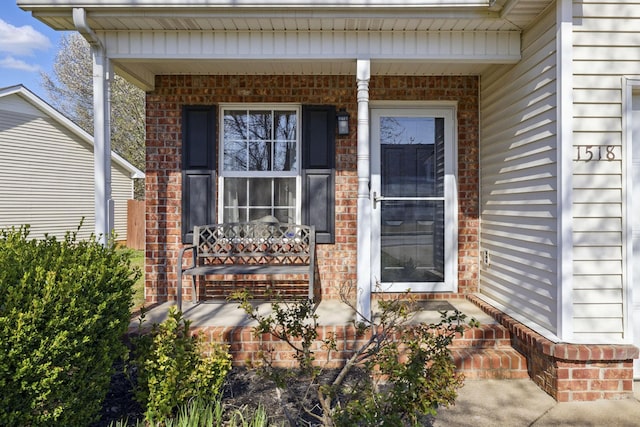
218,104,303,223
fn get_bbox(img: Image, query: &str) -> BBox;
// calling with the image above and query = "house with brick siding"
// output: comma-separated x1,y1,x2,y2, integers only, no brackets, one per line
18,0,640,401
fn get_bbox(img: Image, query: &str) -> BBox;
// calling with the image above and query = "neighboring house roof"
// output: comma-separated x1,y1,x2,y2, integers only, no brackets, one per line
0,84,145,179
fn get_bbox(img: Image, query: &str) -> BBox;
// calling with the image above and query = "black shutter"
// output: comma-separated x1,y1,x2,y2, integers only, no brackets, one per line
182,106,216,243
302,105,336,244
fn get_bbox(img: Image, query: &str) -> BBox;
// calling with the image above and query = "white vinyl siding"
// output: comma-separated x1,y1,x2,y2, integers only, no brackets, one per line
570,1,640,342
0,95,135,241
480,7,559,335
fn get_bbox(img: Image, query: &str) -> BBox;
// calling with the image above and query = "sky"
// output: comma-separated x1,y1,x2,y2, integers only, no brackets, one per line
0,2,68,102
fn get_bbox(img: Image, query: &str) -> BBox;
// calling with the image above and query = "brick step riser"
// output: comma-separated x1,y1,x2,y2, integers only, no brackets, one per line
192,322,529,380
452,325,530,379
452,324,515,350
453,348,529,379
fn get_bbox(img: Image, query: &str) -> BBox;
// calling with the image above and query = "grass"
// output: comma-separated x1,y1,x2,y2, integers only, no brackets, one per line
130,249,145,310
120,248,145,311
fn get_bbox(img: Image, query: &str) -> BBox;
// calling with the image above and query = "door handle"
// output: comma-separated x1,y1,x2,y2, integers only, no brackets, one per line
373,192,385,209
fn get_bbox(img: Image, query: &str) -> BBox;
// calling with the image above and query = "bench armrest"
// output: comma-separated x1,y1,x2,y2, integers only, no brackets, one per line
178,245,197,273
177,244,196,311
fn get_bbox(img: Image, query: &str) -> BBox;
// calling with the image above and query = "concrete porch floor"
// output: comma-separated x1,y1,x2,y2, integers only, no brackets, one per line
131,297,497,329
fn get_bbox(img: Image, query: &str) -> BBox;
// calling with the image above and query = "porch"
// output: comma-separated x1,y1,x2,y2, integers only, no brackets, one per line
134,294,491,329
131,294,638,402
131,295,525,377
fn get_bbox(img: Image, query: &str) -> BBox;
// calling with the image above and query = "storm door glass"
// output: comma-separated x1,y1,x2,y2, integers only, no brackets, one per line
371,108,455,291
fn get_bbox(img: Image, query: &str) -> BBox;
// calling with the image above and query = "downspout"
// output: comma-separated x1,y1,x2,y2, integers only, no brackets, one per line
73,8,113,244
356,59,371,320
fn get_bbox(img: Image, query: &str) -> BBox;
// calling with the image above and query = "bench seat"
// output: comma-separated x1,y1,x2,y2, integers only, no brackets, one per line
177,222,315,309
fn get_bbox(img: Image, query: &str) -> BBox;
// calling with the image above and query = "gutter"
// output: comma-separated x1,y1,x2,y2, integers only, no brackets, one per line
73,7,114,243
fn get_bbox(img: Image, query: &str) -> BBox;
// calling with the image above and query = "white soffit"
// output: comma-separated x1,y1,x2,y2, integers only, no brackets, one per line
115,58,497,76
21,0,553,32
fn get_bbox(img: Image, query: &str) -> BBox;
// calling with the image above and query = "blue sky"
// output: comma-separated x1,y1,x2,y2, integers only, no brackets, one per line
0,2,68,102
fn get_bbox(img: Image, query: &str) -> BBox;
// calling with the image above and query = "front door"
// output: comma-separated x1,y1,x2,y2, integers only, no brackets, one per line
371,107,457,292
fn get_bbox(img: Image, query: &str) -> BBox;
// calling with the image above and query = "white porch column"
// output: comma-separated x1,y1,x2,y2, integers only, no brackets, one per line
356,59,371,320
74,8,113,243
92,48,114,244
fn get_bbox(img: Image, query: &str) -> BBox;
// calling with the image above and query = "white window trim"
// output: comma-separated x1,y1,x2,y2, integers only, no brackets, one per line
218,103,302,223
623,77,640,353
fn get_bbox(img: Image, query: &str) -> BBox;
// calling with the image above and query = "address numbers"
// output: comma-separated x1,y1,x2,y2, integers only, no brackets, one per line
575,145,620,162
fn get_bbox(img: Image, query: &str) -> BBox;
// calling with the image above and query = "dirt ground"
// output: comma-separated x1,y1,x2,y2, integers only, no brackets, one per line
94,363,440,426
94,365,336,426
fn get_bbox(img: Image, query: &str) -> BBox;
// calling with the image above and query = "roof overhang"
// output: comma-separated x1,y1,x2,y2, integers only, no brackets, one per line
18,0,527,32
18,0,554,90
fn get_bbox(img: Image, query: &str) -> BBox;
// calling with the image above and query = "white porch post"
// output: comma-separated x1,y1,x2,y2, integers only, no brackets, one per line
74,8,113,243
356,59,371,320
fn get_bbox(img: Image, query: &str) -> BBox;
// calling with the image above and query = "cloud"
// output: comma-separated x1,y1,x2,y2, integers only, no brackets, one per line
0,18,52,56
0,56,42,72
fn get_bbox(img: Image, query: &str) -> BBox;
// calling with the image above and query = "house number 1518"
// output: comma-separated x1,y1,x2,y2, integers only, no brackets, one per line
575,145,619,162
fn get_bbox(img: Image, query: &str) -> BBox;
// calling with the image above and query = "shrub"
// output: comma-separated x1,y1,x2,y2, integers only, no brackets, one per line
132,306,232,423
0,225,138,426
233,288,477,426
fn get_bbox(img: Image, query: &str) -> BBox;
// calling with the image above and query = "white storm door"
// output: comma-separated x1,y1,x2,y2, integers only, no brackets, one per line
371,108,457,292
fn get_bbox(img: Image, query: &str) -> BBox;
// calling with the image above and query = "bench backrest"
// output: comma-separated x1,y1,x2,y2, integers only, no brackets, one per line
193,222,315,266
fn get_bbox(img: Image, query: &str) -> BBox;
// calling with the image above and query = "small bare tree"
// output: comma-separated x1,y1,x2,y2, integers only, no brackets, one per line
41,33,145,198
232,286,478,426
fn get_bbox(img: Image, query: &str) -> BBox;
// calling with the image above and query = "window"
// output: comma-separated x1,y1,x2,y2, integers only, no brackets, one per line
220,106,301,223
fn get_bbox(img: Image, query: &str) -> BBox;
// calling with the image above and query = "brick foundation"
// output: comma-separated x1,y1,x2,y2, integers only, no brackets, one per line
194,324,370,369
468,295,639,401
190,319,529,381
145,75,480,304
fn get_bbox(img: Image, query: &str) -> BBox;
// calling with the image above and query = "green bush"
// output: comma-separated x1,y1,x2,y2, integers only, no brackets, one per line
132,306,232,423
233,289,477,426
0,226,138,426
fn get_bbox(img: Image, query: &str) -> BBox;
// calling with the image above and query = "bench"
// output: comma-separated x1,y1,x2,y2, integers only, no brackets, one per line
177,222,316,310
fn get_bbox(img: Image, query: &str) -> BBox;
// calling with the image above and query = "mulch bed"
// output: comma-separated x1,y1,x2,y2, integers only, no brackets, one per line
93,363,439,426
92,364,330,426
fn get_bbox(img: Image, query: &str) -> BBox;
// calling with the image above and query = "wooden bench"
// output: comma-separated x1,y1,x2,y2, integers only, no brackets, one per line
177,222,316,310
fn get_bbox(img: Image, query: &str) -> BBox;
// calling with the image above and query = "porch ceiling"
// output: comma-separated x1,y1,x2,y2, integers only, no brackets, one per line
114,58,496,79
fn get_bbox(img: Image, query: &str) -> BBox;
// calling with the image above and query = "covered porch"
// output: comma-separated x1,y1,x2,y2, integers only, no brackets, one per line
19,0,639,401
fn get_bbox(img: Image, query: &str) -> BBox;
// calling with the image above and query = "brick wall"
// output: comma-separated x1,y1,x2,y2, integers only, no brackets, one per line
145,75,479,304
469,295,639,401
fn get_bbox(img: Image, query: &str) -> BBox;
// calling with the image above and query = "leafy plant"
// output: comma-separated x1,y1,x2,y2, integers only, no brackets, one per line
232,287,477,426
132,306,232,423
109,397,272,427
0,225,138,426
